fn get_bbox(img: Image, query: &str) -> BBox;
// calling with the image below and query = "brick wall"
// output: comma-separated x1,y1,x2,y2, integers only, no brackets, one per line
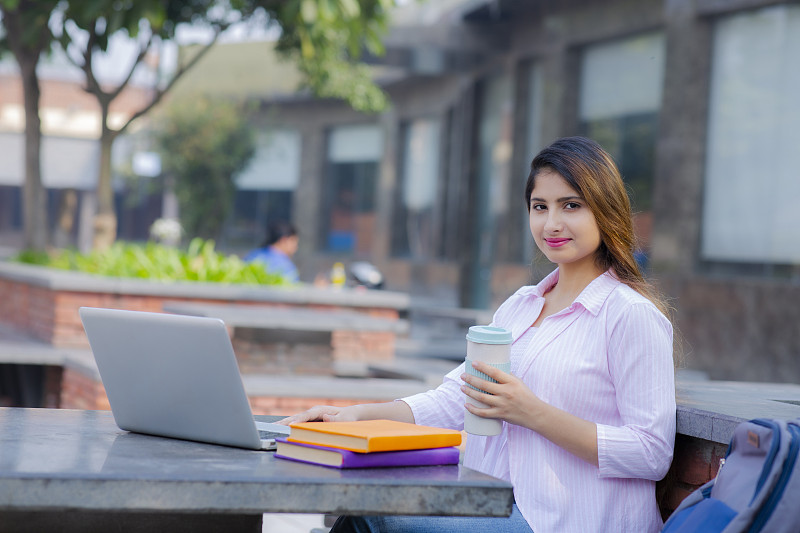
58,365,380,416
249,395,374,416
658,434,726,518
331,331,395,363
0,278,400,349
232,331,335,375
60,367,111,411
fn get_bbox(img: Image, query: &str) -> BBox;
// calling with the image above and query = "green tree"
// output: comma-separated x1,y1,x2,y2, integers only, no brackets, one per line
0,0,59,251
57,0,396,250
273,0,393,112
156,97,256,240
57,1,240,250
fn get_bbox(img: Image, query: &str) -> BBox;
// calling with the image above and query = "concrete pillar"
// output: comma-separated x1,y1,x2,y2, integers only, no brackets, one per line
651,0,712,276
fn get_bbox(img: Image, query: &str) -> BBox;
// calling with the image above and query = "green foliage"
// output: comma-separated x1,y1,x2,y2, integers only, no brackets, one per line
55,0,395,113
0,0,58,50
272,0,395,112
58,1,229,49
14,238,290,285
155,96,256,240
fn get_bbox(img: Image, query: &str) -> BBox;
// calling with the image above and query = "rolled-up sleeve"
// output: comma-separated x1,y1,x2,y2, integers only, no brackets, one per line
597,302,676,480
402,362,467,431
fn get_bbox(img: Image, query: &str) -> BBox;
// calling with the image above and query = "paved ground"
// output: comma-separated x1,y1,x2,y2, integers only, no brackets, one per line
262,513,327,533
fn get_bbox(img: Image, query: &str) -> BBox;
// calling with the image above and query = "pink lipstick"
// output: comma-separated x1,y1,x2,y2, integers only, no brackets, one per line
545,238,570,248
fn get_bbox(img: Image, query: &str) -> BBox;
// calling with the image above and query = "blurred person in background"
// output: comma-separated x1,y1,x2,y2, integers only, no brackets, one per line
245,221,299,283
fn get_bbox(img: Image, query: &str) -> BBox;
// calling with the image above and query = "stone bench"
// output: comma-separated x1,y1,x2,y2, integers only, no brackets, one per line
409,305,494,324
406,304,493,348
162,302,410,376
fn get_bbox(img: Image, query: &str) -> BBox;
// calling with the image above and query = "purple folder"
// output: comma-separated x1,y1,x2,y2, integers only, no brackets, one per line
274,437,461,469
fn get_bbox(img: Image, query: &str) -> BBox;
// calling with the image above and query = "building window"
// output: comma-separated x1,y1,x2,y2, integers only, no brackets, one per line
227,190,293,249
0,186,22,232
701,5,800,267
236,129,301,191
579,32,666,267
391,118,442,258
322,124,383,253
225,129,301,248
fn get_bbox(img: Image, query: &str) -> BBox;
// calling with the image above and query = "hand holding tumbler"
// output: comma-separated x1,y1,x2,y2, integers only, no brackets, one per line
463,325,512,436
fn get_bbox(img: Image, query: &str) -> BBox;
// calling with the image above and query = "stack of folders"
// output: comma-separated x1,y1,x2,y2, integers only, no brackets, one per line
275,419,462,469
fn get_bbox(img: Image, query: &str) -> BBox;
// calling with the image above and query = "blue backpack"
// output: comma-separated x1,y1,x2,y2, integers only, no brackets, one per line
662,418,800,533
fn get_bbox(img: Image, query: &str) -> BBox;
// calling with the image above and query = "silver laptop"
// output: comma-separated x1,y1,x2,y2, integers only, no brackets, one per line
79,307,291,450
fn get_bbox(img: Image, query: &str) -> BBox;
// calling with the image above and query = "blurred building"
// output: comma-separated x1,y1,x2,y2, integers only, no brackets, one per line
245,0,800,382
2,0,799,382
165,39,307,250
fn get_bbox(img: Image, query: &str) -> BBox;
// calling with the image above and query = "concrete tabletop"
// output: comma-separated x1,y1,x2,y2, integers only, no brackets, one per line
0,408,512,518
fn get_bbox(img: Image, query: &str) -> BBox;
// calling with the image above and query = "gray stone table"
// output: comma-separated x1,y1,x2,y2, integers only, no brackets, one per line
0,408,513,533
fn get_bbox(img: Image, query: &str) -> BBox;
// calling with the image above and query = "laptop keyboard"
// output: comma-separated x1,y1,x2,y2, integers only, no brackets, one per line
254,421,291,442
258,429,290,440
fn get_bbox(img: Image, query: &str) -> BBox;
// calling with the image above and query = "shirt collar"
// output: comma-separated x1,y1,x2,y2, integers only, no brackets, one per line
532,268,560,297
530,268,621,317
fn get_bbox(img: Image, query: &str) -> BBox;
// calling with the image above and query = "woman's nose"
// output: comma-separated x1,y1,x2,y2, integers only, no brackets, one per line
544,211,562,232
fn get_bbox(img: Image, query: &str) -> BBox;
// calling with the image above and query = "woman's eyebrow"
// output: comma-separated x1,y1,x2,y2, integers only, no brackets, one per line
530,196,582,202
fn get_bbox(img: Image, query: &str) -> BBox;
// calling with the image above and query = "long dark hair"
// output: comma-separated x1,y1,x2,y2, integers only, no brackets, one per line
525,136,673,322
262,221,297,248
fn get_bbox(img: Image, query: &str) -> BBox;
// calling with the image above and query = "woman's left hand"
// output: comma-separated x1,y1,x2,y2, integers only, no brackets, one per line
460,361,543,431
462,360,600,466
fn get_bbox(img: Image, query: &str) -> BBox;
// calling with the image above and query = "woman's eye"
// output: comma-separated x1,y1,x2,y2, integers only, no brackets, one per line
531,204,546,211
565,202,581,210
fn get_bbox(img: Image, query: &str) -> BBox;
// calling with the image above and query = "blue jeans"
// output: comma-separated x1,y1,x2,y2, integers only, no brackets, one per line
330,504,533,533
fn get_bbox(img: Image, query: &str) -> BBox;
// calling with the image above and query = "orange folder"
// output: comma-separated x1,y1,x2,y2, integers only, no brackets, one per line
287,419,462,453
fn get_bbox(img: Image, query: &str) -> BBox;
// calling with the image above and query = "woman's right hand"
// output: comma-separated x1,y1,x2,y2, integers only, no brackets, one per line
276,404,362,425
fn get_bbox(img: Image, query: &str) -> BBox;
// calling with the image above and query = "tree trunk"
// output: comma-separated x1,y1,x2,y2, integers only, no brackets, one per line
3,3,50,252
92,119,117,251
19,60,48,251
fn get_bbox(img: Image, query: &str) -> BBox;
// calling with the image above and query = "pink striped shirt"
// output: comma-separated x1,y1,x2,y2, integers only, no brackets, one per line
403,269,676,532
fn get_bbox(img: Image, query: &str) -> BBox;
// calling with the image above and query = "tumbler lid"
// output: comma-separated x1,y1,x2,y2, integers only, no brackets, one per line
466,325,512,345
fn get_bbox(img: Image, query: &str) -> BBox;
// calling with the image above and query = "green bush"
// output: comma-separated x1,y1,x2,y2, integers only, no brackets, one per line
14,238,289,286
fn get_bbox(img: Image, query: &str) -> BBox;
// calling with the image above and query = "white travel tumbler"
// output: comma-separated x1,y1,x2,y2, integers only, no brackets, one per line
463,325,512,436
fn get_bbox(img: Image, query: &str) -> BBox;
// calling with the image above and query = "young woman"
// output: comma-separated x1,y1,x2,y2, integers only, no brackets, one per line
280,136,676,533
